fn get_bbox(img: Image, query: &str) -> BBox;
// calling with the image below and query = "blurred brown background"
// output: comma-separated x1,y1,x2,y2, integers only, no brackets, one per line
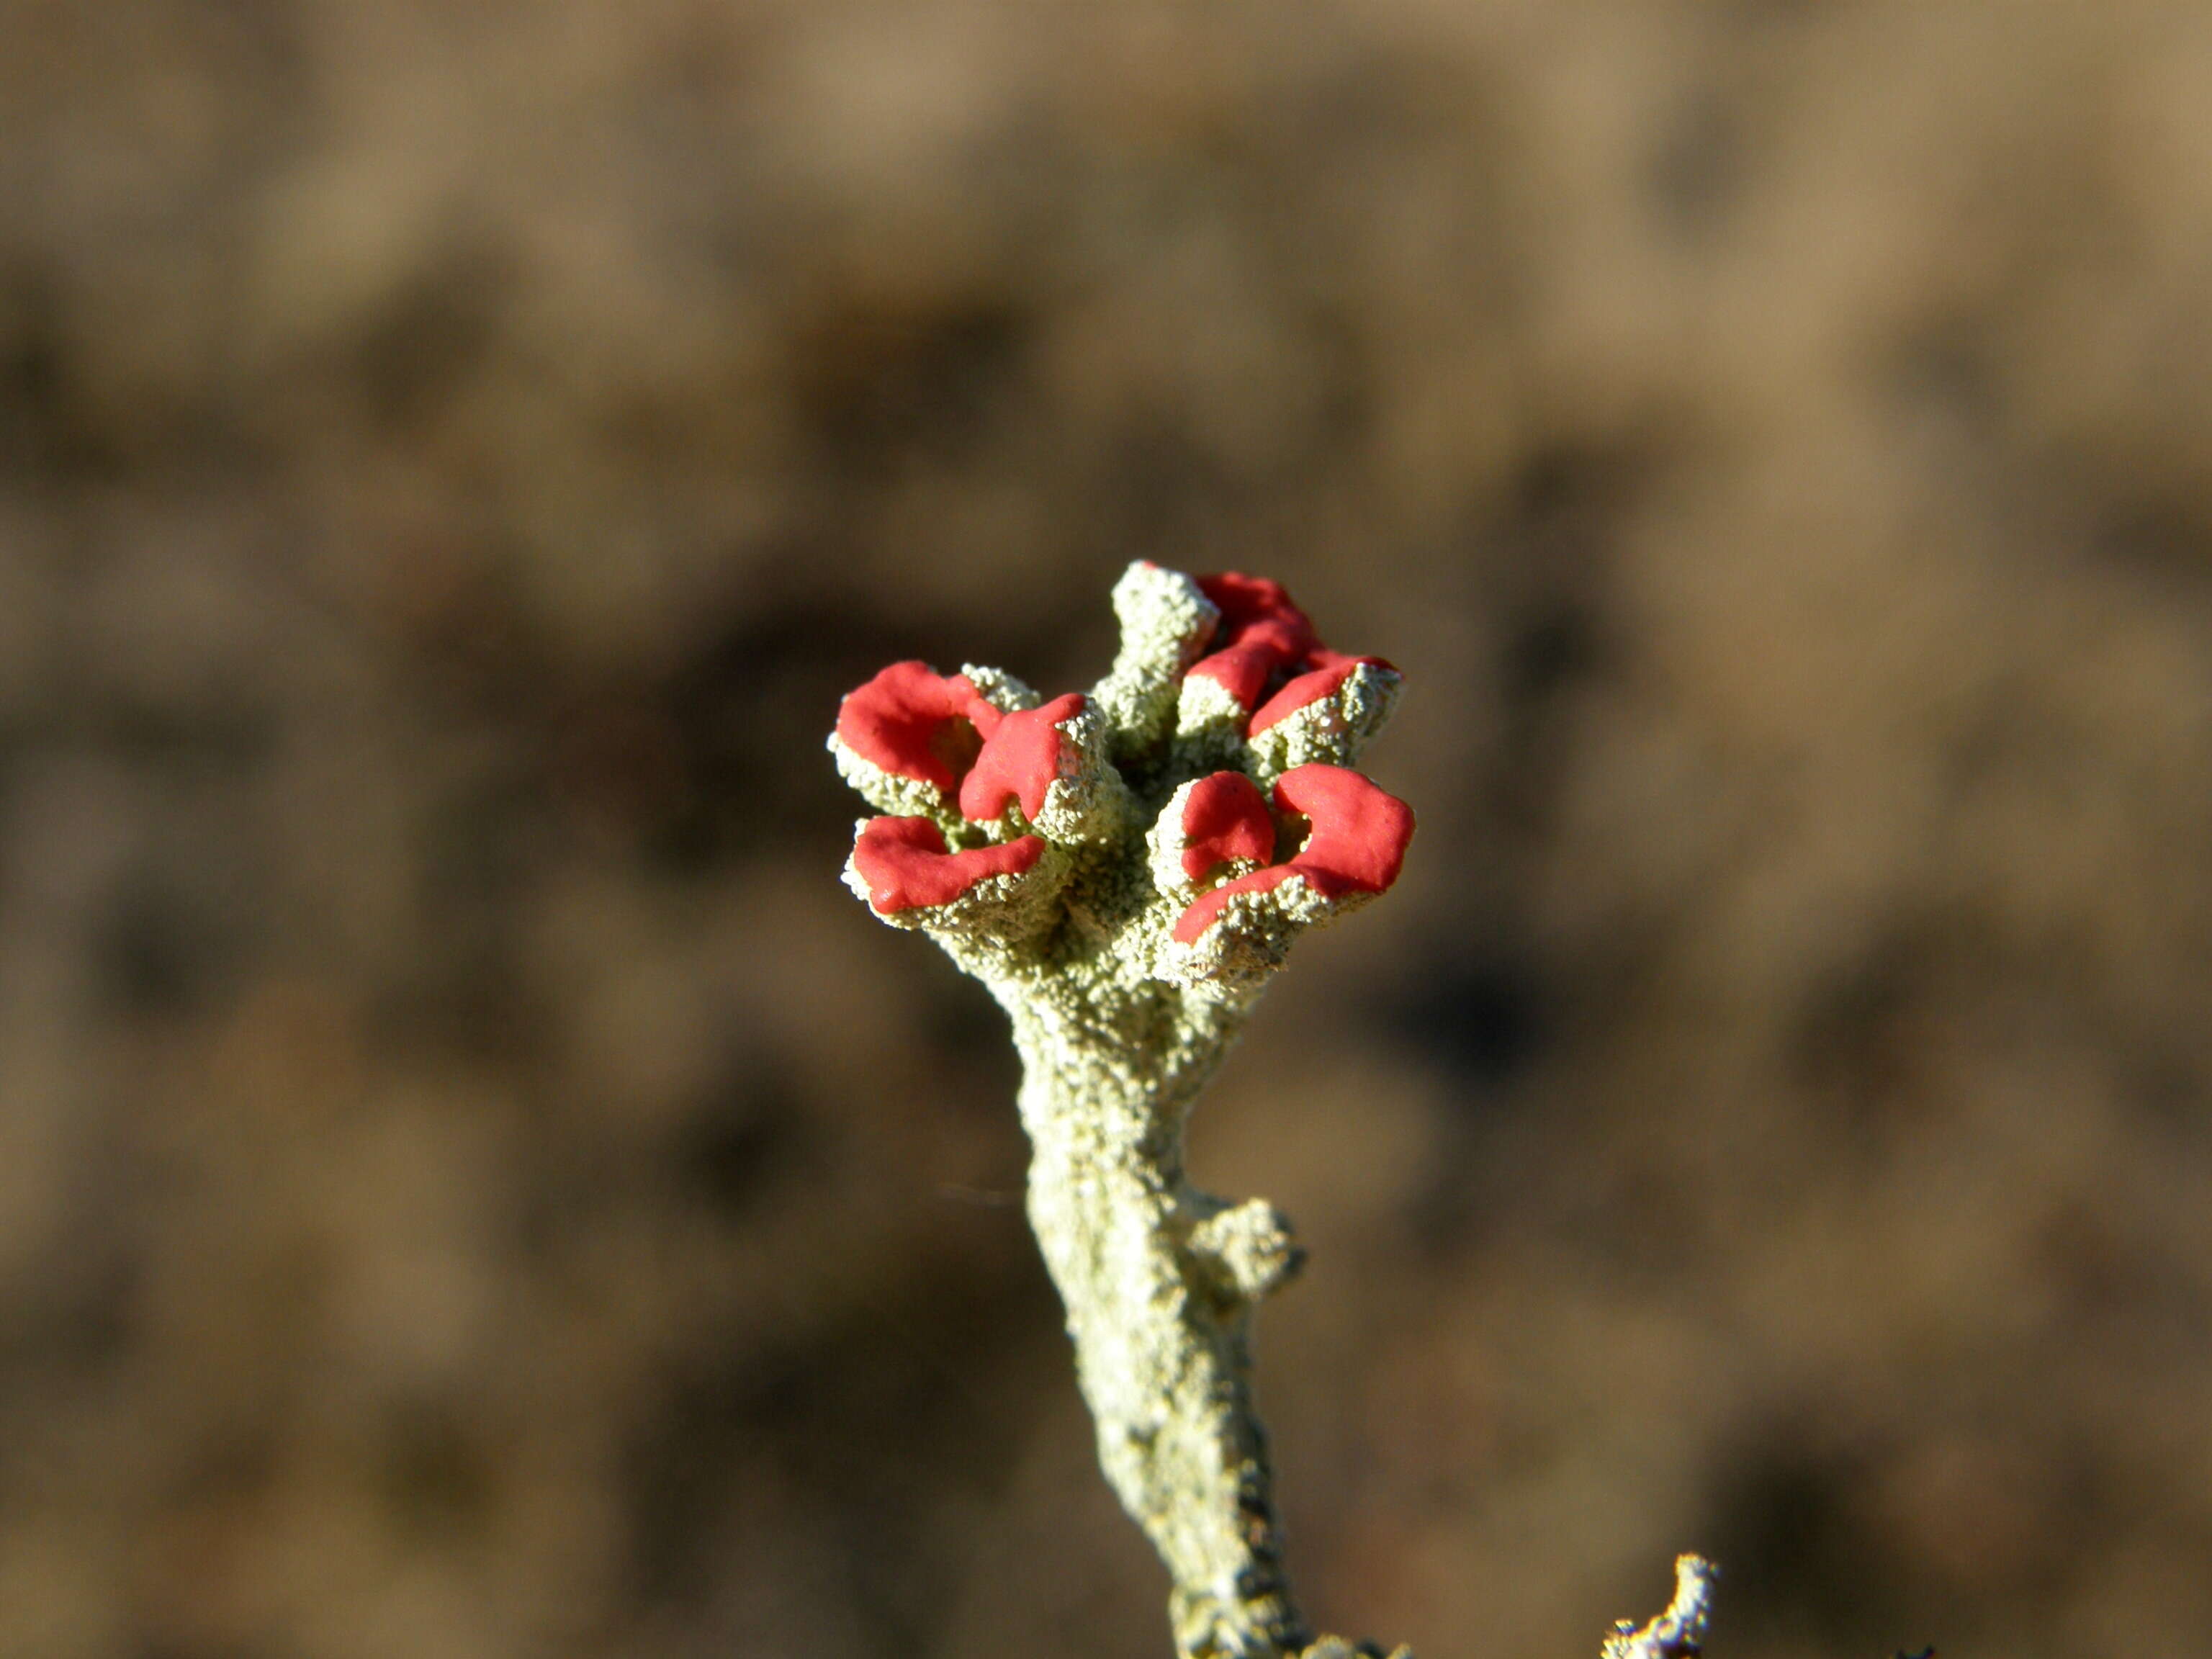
6,4,2212,1657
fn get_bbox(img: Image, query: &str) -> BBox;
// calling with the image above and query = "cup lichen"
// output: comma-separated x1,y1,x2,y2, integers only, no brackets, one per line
831,562,1709,1659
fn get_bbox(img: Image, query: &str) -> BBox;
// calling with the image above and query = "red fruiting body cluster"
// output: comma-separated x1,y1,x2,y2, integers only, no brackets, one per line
836,571,1412,934
837,660,1080,914
850,816,1045,913
835,661,997,796
1175,772,1277,881
959,694,1086,822
1187,574,1393,736
835,661,1084,821
1172,764,1413,943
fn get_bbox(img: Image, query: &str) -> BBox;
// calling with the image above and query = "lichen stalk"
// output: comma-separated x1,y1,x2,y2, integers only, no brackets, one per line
1008,992,1300,1658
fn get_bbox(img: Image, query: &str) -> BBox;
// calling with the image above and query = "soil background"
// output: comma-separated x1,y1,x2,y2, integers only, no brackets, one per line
6,5,2212,1658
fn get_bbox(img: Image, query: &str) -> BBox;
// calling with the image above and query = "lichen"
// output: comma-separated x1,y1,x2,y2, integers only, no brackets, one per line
830,562,1710,1659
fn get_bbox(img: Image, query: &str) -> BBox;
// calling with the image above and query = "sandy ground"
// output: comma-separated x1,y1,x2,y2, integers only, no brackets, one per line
5,4,2212,1656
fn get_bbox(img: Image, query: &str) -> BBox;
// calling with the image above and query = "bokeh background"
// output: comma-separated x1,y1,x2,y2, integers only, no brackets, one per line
7,4,2212,1657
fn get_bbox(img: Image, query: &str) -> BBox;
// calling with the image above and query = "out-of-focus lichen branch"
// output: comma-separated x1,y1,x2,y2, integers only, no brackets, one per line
1601,1557,1718,1659
831,563,1712,1659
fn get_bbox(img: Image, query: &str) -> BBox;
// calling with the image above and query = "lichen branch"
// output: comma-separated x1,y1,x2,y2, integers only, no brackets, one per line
1601,1556,1719,1659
